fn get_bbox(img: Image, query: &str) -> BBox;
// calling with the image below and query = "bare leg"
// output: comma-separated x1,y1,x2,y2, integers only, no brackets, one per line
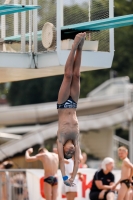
44,182,52,200
117,184,128,200
106,192,115,200
125,189,132,200
66,192,77,200
99,190,107,199
57,33,83,104
70,33,86,102
52,185,58,200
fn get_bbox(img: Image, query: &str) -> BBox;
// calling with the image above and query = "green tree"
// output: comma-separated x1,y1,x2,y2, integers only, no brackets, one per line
113,0,133,82
7,76,63,106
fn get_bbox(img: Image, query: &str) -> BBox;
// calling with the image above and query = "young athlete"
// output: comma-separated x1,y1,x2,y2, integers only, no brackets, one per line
25,147,58,200
113,146,133,200
56,32,86,187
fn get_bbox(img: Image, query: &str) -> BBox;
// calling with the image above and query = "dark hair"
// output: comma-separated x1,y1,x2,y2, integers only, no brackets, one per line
3,161,13,169
64,154,73,160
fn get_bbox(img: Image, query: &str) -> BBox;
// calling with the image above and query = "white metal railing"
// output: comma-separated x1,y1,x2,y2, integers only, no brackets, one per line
0,169,29,200
87,76,133,106
0,0,37,53
88,76,130,97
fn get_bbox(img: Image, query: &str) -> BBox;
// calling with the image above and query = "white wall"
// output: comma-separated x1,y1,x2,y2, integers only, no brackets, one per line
26,168,120,200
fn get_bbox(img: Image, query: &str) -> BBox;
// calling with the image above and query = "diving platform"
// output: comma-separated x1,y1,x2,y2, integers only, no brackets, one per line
4,14,133,42
61,14,133,40
0,0,131,83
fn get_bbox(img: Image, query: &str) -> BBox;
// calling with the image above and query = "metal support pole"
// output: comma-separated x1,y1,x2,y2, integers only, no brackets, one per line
33,0,38,53
60,0,64,26
57,0,62,52
5,171,11,200
109,0,114,53
14,0,19,36
88,0,91,40
129,121,133,162
1,15,6,38
88,0,91,22
0,38,4,51
21,0,26,52
29,0,33,52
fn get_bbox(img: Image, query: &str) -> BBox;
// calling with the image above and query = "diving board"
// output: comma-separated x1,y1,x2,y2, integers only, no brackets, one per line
61,14,133,40
0,0,115,83
4,30,42,42
5,13,133,42
0,4,41,16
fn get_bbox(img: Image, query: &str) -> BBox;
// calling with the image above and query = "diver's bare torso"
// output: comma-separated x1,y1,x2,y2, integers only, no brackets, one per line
121,157,131,180
57,108,79,143
39,152,58,177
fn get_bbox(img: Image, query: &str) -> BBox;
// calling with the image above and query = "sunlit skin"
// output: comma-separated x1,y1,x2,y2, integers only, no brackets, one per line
25,148,59,200
113,147,133,200
104,162,114,174
63,140,75,159
118,149,128,160
57,32,86,187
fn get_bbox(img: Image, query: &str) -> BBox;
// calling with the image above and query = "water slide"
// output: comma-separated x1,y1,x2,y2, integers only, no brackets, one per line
0,102,133,160
0,77,133,160
0,96,125,126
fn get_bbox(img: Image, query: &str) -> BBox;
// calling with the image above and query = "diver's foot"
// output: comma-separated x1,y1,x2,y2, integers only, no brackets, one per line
78,32,86,50
72,33,83,50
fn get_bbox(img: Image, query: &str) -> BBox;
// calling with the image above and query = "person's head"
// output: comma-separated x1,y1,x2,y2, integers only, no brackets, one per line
1,161,14,169
101,157,114,173
118,146,128,160
38,147,48,154
63,140,75,159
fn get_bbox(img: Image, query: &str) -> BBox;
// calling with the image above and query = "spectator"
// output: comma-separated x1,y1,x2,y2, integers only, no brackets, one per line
11,172,28,200
25,147,58,200
113,146,133,200
0,160,13,169
89,157,115,200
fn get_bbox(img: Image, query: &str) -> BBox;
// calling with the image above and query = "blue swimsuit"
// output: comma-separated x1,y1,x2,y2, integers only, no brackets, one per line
57,96,77,109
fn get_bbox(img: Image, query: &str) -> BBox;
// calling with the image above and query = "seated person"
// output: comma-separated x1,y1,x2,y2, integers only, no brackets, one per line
89,157,115,200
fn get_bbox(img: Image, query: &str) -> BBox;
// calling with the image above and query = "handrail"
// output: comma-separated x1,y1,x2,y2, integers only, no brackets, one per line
0,4,41,16
113,135,129,146
88,76,130,97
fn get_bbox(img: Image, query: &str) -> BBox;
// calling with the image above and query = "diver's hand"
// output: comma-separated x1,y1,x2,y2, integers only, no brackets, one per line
110,183,117,190
69,177,74,185
64,179,75,187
